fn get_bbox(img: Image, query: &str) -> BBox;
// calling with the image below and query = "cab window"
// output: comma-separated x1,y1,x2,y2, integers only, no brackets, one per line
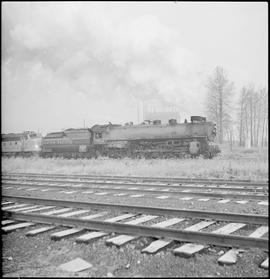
95,132,102,139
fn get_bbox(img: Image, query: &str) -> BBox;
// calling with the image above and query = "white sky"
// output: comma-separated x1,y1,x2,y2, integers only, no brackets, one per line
2,1,268,134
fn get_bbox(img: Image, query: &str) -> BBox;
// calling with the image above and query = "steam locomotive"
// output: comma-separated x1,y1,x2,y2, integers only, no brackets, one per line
2,116,220,159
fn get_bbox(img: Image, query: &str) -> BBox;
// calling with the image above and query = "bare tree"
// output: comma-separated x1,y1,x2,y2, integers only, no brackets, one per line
205,66,234,144
238,87,247,146
260,88,268,147
237,86,268,147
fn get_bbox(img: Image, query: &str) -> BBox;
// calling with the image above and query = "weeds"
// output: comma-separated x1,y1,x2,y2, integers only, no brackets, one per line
2,145,268,180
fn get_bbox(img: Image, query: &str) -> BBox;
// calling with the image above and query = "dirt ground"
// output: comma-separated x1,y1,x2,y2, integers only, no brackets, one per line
2,227,268,277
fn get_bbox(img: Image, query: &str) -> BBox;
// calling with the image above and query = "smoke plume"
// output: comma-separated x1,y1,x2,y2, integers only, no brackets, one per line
2,2,205,132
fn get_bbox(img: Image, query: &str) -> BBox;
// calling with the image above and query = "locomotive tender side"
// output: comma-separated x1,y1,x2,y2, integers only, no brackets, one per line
41,128,94,158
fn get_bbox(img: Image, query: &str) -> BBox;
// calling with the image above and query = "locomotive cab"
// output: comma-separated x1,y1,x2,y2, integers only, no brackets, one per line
91,123,121,144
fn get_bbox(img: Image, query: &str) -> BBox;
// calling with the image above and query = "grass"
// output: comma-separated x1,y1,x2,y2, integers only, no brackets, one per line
2,145,268,181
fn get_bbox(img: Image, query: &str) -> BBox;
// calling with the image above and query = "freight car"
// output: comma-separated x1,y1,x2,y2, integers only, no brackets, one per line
2,131,42,157
91,116,220,159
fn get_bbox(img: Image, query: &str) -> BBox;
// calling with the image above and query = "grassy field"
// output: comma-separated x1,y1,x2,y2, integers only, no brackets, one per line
2,145,268,180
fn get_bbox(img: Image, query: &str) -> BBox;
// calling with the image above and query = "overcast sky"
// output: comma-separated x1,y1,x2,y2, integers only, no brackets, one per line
2,1,268,134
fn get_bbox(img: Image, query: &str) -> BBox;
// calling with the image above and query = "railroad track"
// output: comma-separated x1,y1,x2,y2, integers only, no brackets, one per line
2,173,268,206
2,175,268,193
2,172,268,186
2,195,268,268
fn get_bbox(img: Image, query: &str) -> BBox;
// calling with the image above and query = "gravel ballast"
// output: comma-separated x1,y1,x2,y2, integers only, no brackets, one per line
2,229,269,277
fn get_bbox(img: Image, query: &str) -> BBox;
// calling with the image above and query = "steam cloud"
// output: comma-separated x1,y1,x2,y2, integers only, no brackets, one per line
2,2,205,132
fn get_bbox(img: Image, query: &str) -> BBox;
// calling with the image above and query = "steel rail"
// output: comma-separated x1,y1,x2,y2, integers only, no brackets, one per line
2,176,267,193
2,172,268,186
2,181,268,201
2,210,268,250
2,172,265,183
2,195,268,225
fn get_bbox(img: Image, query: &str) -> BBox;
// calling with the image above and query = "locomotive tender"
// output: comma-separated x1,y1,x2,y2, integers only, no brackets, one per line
41,128,94,158
2,116,220,159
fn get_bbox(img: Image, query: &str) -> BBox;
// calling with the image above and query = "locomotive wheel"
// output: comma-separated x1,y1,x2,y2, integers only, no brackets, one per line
95,150,101,159
152,153,158,159
203,151,213,159
86,153,92,159
145,153,152,159
135,153,142,159
164,153,171,159
66,153,71,159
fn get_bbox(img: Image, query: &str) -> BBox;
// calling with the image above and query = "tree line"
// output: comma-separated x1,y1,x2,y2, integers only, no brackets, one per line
205,66,268,147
